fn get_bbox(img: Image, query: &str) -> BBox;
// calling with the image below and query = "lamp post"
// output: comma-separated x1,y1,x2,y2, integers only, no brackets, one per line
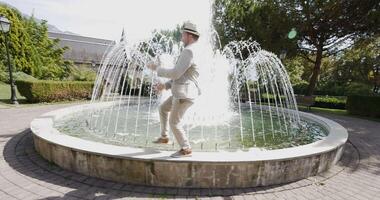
0,16,18,104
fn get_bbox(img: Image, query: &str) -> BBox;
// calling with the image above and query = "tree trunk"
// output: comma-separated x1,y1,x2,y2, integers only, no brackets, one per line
306,47,323,96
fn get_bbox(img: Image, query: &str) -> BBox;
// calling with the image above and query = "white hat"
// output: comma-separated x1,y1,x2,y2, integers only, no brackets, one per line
182,21,200,37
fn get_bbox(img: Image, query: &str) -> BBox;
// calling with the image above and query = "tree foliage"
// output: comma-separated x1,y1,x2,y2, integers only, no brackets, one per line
213,0,380,95
277,0,379,95
213,0,298,57
322,36,380,89
0,4,72,80
156,25,182,43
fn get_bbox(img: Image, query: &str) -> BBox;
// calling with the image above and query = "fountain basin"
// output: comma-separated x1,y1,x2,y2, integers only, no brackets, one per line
31,103,347,188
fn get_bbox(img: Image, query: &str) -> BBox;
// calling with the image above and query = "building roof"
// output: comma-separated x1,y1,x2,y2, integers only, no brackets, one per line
48,32,115,65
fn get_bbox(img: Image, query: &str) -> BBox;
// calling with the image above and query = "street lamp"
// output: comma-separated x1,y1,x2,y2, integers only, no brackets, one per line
0,15,18,104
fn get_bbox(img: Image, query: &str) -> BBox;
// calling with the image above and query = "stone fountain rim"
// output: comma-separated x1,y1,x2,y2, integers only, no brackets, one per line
30,102,348,163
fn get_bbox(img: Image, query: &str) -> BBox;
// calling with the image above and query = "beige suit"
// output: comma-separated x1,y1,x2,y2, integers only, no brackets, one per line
157,43,200,149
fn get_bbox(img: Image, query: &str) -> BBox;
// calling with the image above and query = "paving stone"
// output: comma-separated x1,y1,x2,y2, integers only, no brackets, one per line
0,104,380,200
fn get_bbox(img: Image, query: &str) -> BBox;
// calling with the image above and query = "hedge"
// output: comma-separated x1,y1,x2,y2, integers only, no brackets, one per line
248,94,347,110
313,96,346,109
346,95,380,118
292,82,373,97
16,80,93,103
240,92,286,104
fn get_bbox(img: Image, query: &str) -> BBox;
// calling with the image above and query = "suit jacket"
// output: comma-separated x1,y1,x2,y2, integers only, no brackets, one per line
157,43,201,99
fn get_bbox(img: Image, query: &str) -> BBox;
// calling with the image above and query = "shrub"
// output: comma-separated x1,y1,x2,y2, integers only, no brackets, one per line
66,65,97,81
346,95,380,118
14,72,38,81
259,93,286,104
240,92,286,104
292,82,308,95
345,82,373,96
119,81,152,97
0,71,37,83
16,80,93,102
0,70,7,83
315,85,346,96
313,96,346,109
294,82,373,97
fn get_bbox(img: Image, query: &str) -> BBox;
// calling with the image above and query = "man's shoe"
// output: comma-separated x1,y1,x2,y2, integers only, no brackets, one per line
170,148,192,158
153,137,169,144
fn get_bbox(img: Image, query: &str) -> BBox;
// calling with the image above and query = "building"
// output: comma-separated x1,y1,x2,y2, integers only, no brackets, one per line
48,31,148,95
48,32,115,68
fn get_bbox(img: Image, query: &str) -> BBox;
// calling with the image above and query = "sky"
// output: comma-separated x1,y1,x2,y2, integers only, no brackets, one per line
3,0,213,42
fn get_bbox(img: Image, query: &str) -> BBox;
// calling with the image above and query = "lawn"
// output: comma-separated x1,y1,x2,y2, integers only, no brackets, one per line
297,105,348,116
298,105,380,123
0,81,26,104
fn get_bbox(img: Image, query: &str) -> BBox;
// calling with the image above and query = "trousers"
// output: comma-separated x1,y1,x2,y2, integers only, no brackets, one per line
159,96,194,149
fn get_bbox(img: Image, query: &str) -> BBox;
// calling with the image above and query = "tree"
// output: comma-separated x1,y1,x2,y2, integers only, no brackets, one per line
213,0,380,95
282,56,308,85
213,0,298,57
155,25,182,43
270,0,379,95
0,4,72,80
145,25,182,57
327,36,380,87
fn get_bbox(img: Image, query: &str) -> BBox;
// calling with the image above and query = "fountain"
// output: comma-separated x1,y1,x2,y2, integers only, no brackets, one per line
30,1,347,188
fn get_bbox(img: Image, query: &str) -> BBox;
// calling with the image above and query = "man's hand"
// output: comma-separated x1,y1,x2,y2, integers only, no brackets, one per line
147,61,158,71
154,83,165,93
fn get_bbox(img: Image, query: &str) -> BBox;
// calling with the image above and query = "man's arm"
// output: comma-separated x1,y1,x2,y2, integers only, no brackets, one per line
157,49,193,80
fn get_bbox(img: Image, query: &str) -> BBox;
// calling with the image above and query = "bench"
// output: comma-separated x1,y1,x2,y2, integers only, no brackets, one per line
295,95,315,111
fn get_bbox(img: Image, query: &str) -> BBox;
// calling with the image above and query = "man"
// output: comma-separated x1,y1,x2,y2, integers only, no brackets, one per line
147,21,201,158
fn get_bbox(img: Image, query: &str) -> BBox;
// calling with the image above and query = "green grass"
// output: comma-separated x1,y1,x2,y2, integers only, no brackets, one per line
0,82,26,103
298,105,348,115
298,105,380,123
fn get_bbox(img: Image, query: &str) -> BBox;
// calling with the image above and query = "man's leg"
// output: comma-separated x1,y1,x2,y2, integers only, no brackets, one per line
169,98,194,150
159,96,173,138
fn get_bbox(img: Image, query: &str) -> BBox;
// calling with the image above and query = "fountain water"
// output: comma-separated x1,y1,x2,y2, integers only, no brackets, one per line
70,8,316,151
30,0,348,188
